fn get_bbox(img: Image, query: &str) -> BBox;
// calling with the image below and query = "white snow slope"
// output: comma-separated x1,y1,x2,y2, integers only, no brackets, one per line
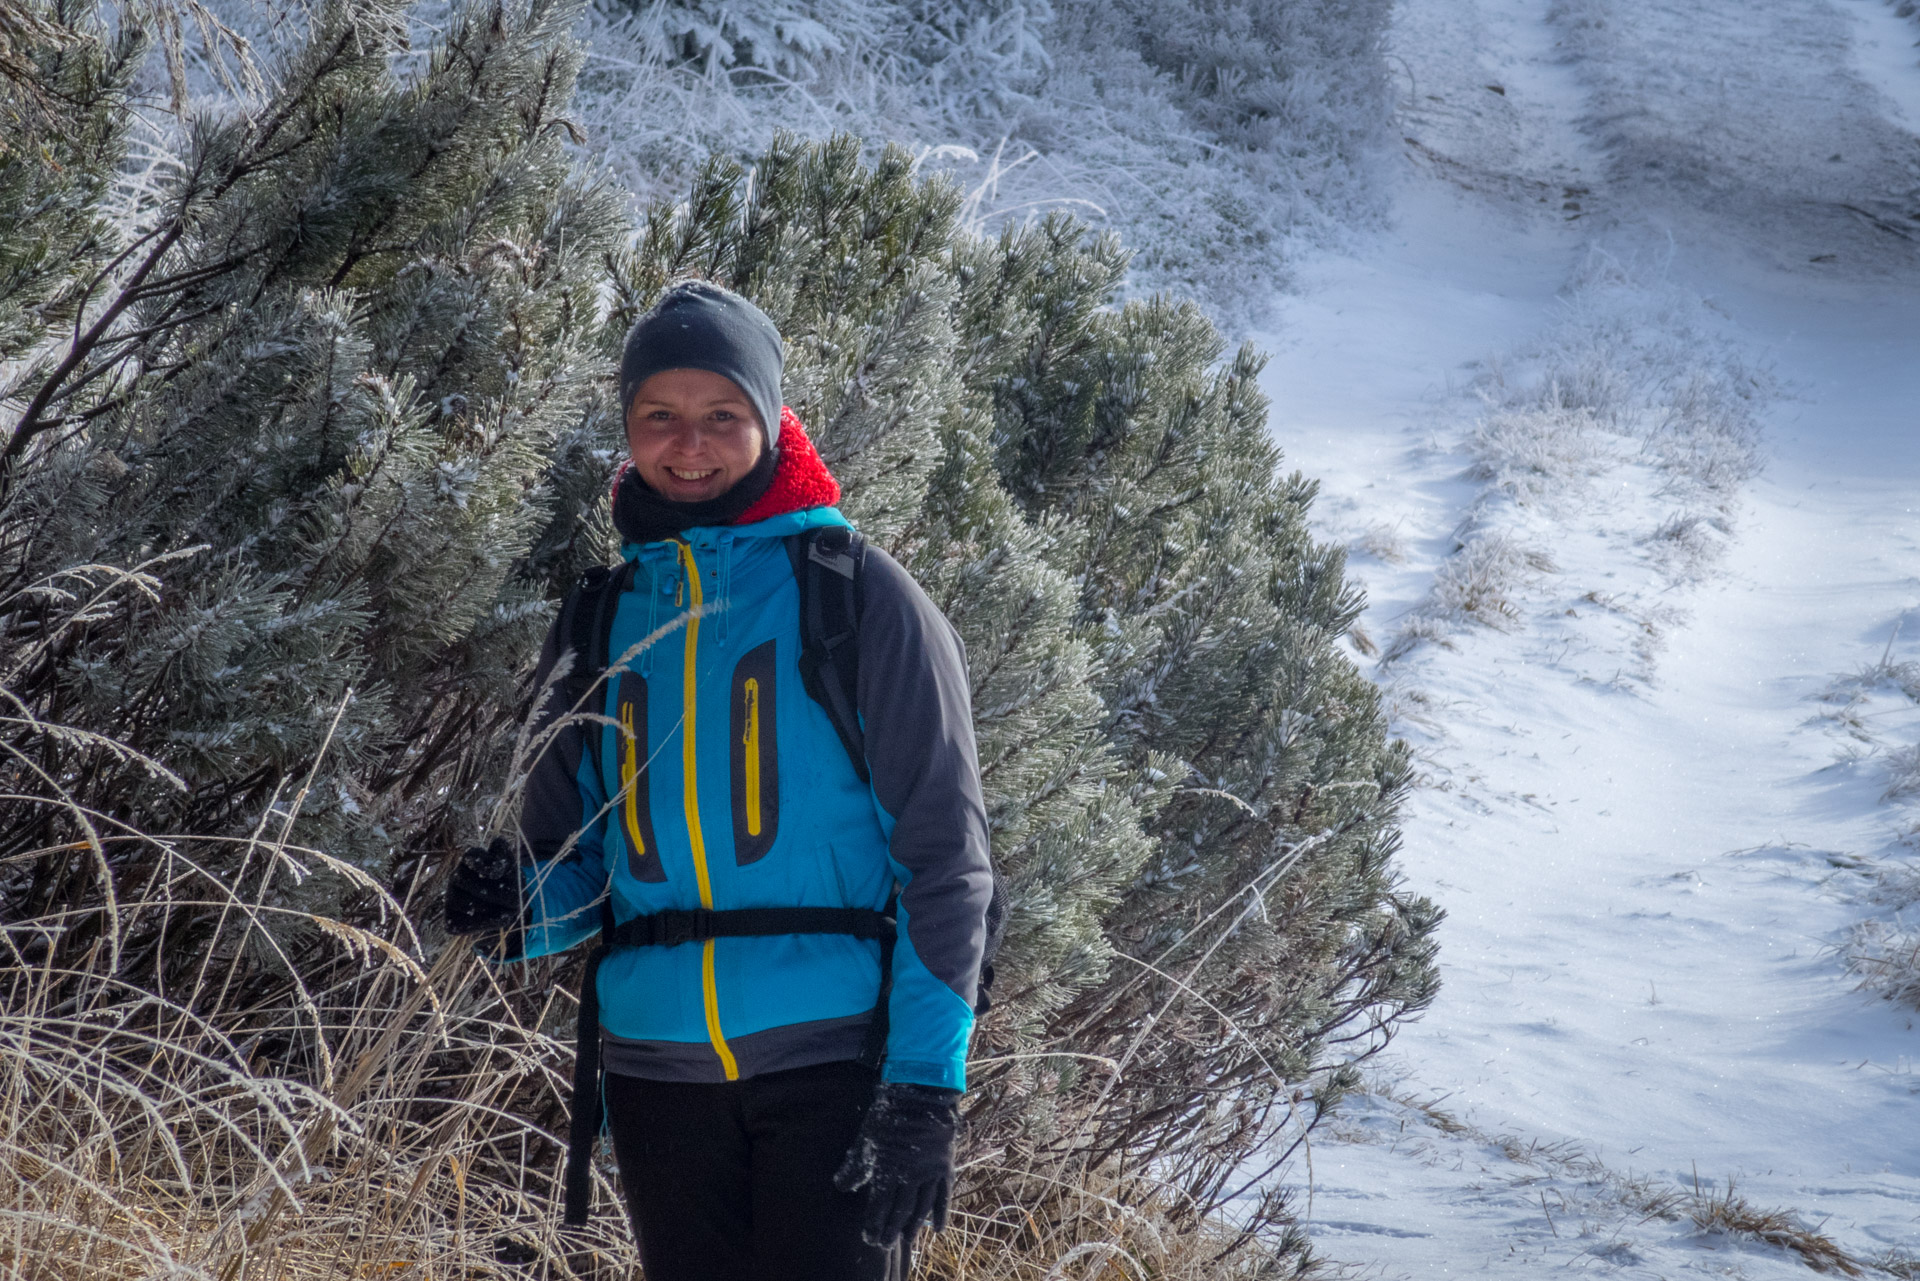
1259,0,1920,1275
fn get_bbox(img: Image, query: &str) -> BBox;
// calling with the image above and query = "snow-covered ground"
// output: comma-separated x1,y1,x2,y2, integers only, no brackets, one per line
1259,0,1920,1274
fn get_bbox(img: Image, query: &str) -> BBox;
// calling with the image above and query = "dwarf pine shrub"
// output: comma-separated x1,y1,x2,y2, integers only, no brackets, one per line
1,0,637,1267
1,0,626,883
949,213,1439,1242
0,1,1435,1272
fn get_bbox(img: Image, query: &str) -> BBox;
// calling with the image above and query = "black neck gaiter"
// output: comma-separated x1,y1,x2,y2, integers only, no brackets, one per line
611,447,780,546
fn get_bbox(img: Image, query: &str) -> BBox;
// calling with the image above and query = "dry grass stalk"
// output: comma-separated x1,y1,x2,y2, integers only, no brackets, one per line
0,828,628,1278
1843,918,1920,1010
1686,1176,1863,1276
0,510,1350,1279
923,1167,1297,1281
0,643,635,1277
0,675,1319,1280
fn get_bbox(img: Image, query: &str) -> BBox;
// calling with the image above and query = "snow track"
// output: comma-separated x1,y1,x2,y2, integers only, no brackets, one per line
1260,0,1920,1274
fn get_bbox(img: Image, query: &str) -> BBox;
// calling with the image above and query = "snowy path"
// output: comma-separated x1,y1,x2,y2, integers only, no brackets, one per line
1259,0,1920,1274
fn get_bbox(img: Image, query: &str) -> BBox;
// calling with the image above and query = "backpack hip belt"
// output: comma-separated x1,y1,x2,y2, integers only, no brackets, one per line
608,904,894,949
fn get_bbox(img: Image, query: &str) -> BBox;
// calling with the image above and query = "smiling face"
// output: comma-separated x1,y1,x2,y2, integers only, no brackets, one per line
625,368,767,503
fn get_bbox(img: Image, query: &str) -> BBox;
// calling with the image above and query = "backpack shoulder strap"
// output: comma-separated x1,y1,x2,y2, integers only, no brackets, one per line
786,525,869,784
555,564,620,700
554,562,630,778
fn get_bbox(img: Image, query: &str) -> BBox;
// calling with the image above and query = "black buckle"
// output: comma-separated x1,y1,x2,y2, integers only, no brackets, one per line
660,909,711,947
807,538,857,579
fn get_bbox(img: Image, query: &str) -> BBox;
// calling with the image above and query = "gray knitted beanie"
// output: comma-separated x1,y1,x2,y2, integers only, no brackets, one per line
619,281,784,447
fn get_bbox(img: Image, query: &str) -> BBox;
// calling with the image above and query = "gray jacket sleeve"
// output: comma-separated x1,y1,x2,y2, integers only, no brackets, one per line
519,618,601,863
857,546,994,1011
511,612,610,958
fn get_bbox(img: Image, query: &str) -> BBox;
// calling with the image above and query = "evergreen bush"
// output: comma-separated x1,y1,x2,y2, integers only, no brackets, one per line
536,132,1440,1268
2,0,623,891
949,214,1437,1246
0,0,1435,1267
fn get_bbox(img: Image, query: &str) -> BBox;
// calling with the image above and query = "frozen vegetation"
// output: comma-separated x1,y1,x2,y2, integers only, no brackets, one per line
170,0,1396,325
11,0,1920,1274
564,0,1395,322
0,0,1426,1274
1380,248,1770,671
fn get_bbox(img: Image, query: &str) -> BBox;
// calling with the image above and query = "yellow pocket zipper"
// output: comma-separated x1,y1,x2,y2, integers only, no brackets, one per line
743,679,762,836
615,675,664,883
729,640,780,866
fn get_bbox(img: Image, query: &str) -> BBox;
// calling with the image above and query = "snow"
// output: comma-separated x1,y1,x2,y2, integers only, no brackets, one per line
1845,0,1920,130
1257,0,1920,1273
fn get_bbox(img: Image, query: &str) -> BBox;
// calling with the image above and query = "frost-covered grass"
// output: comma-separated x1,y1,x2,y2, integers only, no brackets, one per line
1846,914,1920,1010
1808,634,1920,1011
1812,650,1920,805
560,0,1393,325
1347,520,1410,566
1380,534,1554,661
1325,1082,1871,1277
1886,742,1920,801
1381,248,1769,667
1482,248,1768,501
1466,403,1608,505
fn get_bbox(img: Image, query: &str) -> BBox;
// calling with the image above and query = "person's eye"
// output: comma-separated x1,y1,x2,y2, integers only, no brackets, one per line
711,409,737,422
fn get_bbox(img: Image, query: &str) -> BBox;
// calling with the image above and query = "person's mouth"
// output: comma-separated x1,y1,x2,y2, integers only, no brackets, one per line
668,467,719,482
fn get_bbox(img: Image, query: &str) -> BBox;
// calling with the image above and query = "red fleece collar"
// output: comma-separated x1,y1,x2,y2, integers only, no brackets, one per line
608,407,842,526
736,408,841,523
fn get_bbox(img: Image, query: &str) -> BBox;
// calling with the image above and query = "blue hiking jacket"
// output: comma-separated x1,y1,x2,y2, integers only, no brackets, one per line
512,464,992,1092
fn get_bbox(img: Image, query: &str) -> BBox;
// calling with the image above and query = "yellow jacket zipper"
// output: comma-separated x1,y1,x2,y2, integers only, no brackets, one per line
676,539,739,1079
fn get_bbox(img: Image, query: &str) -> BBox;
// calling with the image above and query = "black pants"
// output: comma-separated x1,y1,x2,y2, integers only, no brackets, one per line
604,1060,901,1281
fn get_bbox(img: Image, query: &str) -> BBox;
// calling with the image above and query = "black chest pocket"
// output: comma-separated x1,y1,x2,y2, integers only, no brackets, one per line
616,672,666,882
730,640,780,865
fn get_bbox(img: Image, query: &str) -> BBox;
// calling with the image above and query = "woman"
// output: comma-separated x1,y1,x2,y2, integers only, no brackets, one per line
447,281,994,1280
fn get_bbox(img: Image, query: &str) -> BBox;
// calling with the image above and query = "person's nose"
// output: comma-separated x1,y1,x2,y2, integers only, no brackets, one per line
662,419,711,455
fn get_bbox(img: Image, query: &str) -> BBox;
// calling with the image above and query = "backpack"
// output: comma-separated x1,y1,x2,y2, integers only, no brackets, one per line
553,525,1006,1225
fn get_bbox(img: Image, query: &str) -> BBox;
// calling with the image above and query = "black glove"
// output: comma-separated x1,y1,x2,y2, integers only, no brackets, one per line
833,1082,960,1247
445,837,523,936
